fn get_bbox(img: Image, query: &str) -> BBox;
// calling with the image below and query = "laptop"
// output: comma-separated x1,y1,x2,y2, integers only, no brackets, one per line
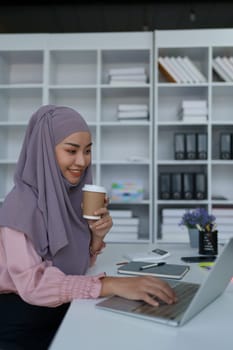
96,237,233,326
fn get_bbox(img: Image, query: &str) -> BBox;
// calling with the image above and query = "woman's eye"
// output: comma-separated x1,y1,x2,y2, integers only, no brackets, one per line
67,149,76,155
86,149,92,154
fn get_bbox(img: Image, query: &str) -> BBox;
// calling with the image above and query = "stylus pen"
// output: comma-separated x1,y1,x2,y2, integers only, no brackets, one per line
139,262,166,270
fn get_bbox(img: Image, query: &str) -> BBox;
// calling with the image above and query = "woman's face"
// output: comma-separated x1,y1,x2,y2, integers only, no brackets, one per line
55,131,92,185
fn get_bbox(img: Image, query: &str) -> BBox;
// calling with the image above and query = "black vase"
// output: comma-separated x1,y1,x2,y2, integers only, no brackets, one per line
199,230,218,255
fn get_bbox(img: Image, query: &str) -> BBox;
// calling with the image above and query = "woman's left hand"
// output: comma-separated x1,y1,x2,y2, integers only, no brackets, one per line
88,197,113,242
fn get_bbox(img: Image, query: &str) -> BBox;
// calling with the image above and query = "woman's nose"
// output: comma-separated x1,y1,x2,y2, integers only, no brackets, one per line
74,152,85,166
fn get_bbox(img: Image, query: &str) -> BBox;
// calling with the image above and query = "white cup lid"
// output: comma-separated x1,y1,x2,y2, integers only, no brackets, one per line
82,184,106,193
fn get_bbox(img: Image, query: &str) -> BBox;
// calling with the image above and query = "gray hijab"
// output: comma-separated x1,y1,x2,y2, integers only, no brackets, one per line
0,105,93,275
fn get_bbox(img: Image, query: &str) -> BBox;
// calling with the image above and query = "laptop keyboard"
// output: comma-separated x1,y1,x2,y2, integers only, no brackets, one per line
132,282,200,320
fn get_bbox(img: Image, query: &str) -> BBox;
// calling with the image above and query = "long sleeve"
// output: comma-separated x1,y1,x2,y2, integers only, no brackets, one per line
0,227,105,307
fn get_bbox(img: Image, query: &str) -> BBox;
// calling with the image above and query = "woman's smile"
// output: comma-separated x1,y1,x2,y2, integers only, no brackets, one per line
68,168,83,178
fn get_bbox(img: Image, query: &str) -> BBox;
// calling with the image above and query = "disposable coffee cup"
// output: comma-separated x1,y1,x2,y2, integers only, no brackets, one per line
82,184,106,220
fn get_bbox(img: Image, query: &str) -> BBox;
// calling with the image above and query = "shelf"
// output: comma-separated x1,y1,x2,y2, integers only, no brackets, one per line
0,127,27,159
49,50,97,85
0,51,43,85
0,32,153,243
0,164,15,198
2,30,233,244
101,49,150,85
100,125,150,162
154,28,233,242
157,160,208,165
48,87,97,123
157,121,208,126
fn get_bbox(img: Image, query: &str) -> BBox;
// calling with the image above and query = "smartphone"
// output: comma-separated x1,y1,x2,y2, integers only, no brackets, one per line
124,248,170,262
151,248,170,258
181,255,216,263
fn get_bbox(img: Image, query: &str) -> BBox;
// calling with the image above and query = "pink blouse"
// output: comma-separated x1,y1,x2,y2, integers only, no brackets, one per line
0,227,105,307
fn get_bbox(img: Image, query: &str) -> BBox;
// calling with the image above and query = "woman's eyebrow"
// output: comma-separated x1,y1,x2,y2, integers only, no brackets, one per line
64,142,92,148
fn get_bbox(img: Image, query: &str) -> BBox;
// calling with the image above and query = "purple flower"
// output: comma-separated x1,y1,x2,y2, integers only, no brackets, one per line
179,208,216,230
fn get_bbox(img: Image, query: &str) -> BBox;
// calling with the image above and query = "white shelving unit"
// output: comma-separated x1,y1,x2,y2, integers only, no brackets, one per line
154,29,233,243
2,29,233,245
0,32,153,243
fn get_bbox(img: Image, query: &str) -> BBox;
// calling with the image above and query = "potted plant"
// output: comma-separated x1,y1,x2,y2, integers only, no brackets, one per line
179,208,216,249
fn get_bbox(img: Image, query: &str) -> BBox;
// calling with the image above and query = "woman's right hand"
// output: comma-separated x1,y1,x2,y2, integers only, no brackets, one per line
100,276,177,306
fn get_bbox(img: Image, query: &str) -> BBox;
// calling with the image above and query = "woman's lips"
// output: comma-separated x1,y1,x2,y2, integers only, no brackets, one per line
69,169,82,177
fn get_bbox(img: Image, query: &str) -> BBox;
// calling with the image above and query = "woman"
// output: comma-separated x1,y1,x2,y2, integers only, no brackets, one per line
0,105,176,349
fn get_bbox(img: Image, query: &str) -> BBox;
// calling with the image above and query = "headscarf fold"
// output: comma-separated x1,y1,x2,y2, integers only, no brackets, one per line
0,105,92,275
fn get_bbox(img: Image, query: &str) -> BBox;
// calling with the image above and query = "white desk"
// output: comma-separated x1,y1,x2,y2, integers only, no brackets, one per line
50,243,233,350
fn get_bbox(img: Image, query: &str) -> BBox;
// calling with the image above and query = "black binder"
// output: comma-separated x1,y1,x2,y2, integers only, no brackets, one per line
220,133,231,160
197,133,207,160
195,173,206,200
174,133,185,160
159,173,171,199
186,133,197,160
171,173,182,200
183,173,194,200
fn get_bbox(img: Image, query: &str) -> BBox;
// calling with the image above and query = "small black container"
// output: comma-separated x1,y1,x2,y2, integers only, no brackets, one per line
199,230,218,255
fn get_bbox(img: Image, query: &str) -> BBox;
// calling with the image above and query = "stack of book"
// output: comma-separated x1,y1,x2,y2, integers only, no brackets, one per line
179,100,208,123
117,104,149,121
160,208,191,243
158,56,207,84
211,207,233,243
212,56,233,82
108,67,148,85
107,209,139,241
109,209,133,218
